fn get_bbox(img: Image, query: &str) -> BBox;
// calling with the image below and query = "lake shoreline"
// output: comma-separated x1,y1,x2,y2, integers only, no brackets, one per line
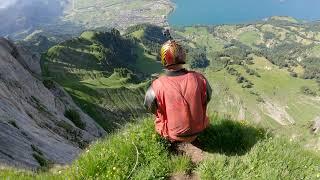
167,0,320,26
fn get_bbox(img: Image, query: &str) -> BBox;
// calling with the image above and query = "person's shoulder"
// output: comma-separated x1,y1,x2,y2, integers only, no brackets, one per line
153,75,166,82
151,74,167,87
188,70,206,79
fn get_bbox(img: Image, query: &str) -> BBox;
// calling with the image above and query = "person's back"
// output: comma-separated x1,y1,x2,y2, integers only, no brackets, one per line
144,40,212,142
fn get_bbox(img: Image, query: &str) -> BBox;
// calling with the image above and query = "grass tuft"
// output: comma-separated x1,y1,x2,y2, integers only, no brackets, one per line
171,155,194,174
31,145,43,156
68,117,172,179
32,153,50,170
64,109,86,130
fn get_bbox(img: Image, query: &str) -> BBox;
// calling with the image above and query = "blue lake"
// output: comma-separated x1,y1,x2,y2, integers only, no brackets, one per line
169,0,320,25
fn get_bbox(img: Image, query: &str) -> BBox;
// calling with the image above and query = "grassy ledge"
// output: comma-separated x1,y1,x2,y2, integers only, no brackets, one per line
1,116,319,179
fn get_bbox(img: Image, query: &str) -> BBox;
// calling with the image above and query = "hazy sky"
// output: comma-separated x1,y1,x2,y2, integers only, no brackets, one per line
0,0,17,9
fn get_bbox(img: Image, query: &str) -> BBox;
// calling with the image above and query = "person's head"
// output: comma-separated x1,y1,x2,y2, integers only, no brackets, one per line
160,40,186,69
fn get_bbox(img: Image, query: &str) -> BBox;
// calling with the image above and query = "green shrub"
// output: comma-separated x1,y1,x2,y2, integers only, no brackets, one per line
301,86,317,96
64,109,86,130
263,32,276,40
242,81,253,88
190,57,210,68
56,121,74,133
42,79,55,89
113,68,132,78
255,72,261,78
246,68,255,75
302,57,320,80
30,96,49,114
243,65,260,77
256,97,265,103
32,153,49,168
249,90,259,96
290,72,298,77
227,67,240,76
189,51,210,69
236,76,245,83
56,121,87,149
31,145,43,156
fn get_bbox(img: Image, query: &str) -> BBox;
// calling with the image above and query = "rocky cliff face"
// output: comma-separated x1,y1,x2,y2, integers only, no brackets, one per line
0,38,105,169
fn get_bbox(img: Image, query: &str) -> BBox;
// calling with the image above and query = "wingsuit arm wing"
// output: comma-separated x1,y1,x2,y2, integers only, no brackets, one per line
205,78,212,104
144,86,157,114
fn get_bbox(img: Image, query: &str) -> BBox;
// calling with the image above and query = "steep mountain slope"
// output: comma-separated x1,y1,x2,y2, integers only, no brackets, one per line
18,30,69,55
0,38,105,169
42,26,165,132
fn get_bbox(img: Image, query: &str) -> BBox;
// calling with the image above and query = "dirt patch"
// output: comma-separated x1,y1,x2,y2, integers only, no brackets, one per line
260,100,295,125
170,141,207,180
175,142,205,164
311,117,320,134
237,106,246,120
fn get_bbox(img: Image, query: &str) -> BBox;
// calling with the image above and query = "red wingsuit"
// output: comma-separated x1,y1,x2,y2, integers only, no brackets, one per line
144,69,211,142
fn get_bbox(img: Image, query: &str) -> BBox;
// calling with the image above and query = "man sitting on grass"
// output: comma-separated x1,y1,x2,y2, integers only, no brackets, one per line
144,39,212,143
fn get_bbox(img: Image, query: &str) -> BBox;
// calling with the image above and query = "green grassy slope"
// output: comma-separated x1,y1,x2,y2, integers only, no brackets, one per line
41,27,164,132
173,21,320,151
2,116,320,179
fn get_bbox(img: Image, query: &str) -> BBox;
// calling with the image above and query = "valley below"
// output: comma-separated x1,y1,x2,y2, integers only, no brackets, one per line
1,0,173,40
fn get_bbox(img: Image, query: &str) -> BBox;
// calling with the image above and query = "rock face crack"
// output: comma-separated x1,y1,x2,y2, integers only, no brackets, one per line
0,149,14,160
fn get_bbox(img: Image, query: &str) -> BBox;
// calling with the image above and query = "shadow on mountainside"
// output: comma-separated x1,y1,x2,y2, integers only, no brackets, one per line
196,119,267,156
64,84,147,133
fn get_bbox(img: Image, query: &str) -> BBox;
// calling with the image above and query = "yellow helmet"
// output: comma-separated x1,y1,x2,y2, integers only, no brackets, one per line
160,40,186,67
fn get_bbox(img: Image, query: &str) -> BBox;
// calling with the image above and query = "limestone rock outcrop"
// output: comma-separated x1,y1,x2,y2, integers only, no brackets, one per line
0,38,105,169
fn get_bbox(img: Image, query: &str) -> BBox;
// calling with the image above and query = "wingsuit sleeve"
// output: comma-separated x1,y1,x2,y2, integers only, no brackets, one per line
144,86,157,114
205,78,212,104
